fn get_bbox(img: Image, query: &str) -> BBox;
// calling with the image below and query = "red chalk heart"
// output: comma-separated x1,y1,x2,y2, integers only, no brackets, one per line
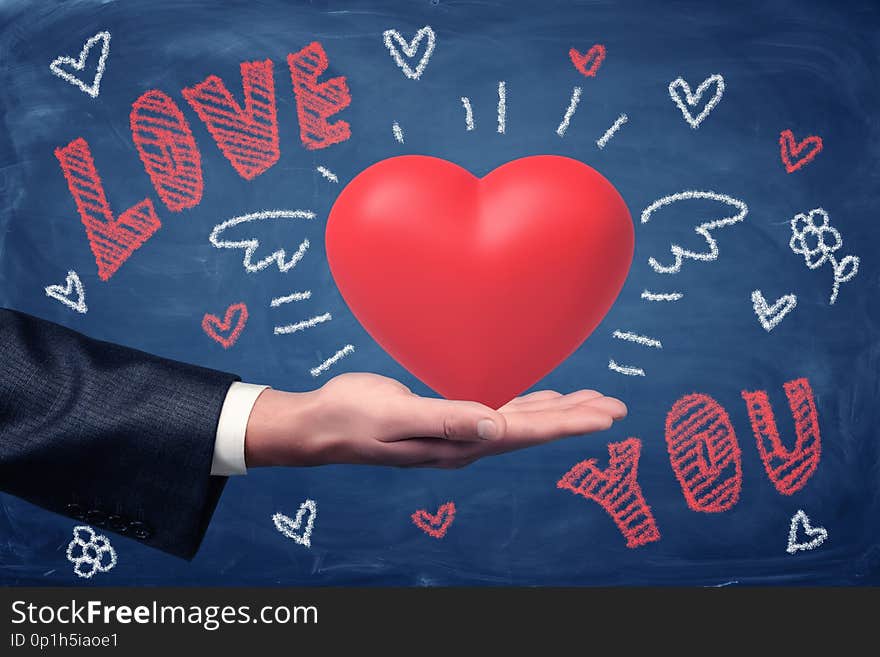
569,44,607,77
202,302,248,349
412,502,456,539
326,155,633,408
779,129,823,173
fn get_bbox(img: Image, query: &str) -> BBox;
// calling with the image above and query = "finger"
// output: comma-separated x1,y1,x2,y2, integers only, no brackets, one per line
581,396,628,419
503,389,604,412
498,407,619,448
500,390,563,409
381,436,486,466
381,397,508,442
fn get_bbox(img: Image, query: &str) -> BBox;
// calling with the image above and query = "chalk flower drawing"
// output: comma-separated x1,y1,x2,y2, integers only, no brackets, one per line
789,208,859,304
66,526,117,579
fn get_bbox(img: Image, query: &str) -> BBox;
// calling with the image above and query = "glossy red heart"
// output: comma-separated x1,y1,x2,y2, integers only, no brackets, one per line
326,155,633,408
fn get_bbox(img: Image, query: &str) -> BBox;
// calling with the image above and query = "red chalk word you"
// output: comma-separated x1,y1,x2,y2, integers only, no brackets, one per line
741,378,820,496
56,42,350,280
665,394,742,513
557,438,661,548
202,302,248,349
54,138,161,281
558,376,821,548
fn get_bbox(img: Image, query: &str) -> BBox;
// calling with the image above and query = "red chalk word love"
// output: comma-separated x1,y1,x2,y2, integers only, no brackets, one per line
55,42,351,281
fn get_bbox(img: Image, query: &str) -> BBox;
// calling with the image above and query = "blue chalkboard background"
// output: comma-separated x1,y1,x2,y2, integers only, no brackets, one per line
1,0,878,585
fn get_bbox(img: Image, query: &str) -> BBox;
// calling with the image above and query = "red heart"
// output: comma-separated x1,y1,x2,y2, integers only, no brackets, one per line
411,502,456,539
326,155,633,408
569,44,606,77
202,302,248,348
779,129,823,173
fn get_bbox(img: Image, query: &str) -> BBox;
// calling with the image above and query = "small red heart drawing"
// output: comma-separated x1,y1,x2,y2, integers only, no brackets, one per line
779,129,823,173
202,302,248,348
569,44,606,77
412,502,456,539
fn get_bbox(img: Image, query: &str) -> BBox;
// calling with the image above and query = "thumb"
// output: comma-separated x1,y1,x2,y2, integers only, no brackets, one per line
385,397,507,442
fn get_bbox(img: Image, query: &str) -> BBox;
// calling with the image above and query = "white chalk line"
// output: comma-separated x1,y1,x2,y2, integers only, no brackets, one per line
272,499,317,548
608,359,646,377
751,290,797,332
270,290,312,307
392,121,404,144
612,330,662,349
640,191,748,274
50,31,111,99
45,270,87,314
787,509,828,554
383,26,435,80
597,113,628,149
316,166,338,183
789,208,859,305
274,312,332,335
668,74,725,129
497,81,506,134
461,96,475,131
556,86,582,137
641,290,683,302
209,209,314,273
310,344,355,377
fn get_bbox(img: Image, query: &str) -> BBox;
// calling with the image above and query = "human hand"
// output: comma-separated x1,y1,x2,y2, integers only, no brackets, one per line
244,372,626,469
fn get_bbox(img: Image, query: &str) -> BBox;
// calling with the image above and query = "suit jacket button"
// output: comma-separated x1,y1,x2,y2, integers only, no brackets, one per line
86,510,106,525
128,521,152,540
65,503,86,520
106,515,128,533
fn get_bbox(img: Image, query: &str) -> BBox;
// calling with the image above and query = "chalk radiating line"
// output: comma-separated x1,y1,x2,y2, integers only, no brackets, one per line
310,344,355,376
597,113,628,148
316,166,338,183
497,81,506,134
274,312,332,335
270,290,312,307
556,86,582,137
612,330,663,349
392,121,404,143
461,96,475,131
641,290,684,301
608,359,646,377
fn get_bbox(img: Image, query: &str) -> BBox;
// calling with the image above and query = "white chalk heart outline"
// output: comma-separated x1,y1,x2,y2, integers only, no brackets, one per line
668,74,725,129
751,289,797,332
383,26,435,80
787,509,828,554
49,31,111,99
272,499,317,547
45,270,87,314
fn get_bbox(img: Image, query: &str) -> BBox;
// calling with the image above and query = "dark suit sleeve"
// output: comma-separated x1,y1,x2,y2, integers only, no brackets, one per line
0,308,239,559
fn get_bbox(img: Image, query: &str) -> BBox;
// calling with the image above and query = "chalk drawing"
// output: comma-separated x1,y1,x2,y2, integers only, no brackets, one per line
556,86,582,137
202,302,248,349
608,359,645,377
412,502,456,539
789,207,859,304
780,129,823,174
45,270,87,314
461,97,475,131
497,81,506,134
272,499,317,548
751,290,797,332
383,26,436,80
270,290,312,307
274,312,332,335
50,31,111,98
597,113,628,149
569,44,606,78
640,191,748,274
392,121,404,144
787,509,827,554
612,330,662,349
208,209,314,273
287,42,351,150
316,166,338,183
311,344,355,377
668,74,725,128
641,290,683,302
66,526,117,579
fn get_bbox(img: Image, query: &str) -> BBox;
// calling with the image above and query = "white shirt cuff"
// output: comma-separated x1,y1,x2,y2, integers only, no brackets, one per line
211,382,269,476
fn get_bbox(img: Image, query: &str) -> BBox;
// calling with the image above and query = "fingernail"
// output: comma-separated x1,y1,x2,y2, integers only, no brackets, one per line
477,419,497,440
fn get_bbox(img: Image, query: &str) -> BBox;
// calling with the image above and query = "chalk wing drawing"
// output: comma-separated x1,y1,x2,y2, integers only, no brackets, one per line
787,510,828,554
273,500,317,547
383,26,436,80
45,270,87,314
208,209,314,273
668,74,725,128
50,31,111,98
66,526,117,579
